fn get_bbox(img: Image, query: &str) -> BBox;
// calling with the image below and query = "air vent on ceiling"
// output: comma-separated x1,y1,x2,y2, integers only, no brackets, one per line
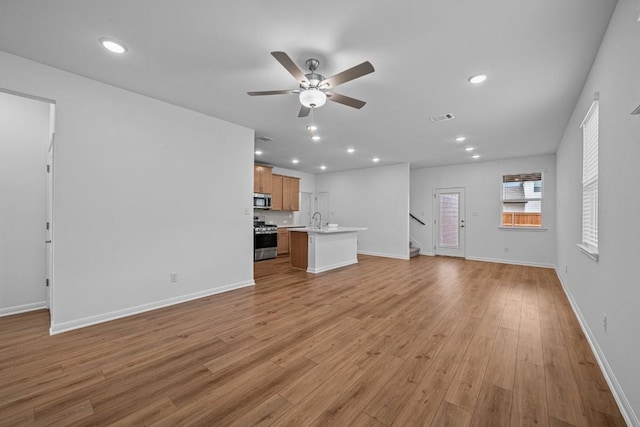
631,104,640,115
256,136,273,143
429,113,455,123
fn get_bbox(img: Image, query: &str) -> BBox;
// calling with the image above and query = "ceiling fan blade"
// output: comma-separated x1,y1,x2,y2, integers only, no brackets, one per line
271,51,309,85
247,89,294,96
326,92,367,109
298,106,311,117
321,61,374,88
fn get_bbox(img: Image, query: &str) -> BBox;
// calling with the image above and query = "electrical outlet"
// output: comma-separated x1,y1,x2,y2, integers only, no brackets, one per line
565,265,568,273
603,314,607,332
170,272,178,283
504,247,509,253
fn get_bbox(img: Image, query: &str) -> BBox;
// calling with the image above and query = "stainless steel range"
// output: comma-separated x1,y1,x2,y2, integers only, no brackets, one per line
254,220,278,261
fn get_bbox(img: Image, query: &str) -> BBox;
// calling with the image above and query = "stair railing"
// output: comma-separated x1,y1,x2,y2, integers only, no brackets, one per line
410,213,426,226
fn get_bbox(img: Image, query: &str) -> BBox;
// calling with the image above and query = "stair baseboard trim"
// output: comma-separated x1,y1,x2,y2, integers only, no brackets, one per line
555,270,638,427
358,250,409,261
0,301,48,317
465,256,555,269
49,280,255,335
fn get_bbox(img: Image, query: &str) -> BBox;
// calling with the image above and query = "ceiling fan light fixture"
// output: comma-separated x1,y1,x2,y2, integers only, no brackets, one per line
299,89,327,108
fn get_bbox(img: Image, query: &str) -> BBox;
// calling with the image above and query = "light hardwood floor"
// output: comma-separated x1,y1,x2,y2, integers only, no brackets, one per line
0,255,626,426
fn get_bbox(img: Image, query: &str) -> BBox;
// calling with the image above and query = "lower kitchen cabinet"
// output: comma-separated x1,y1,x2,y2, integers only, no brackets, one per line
277,228,289,255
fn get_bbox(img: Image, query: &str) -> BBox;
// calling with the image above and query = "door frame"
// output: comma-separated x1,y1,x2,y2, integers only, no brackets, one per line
433,187,466,258
46,103,55,313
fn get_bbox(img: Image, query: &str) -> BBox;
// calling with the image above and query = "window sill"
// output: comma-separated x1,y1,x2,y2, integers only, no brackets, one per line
498,226,548,232
577,243,599,262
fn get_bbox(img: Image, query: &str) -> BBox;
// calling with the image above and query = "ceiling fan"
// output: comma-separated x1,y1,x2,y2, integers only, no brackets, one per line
248,51,375,118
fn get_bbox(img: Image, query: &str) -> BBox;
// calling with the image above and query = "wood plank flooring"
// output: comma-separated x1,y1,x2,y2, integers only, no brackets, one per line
0,255,626,426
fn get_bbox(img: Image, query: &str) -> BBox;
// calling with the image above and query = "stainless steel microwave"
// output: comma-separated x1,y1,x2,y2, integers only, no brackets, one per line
253,193,272,209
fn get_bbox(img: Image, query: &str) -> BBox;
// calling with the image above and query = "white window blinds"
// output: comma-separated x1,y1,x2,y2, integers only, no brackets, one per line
581,100,599,251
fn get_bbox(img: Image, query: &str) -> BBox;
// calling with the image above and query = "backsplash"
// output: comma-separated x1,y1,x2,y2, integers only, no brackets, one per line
254,210,306,226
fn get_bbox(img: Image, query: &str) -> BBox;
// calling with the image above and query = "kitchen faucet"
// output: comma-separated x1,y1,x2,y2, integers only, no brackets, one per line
312,211,322,228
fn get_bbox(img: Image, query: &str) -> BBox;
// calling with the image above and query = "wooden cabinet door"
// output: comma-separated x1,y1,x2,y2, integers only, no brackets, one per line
282,177,292,211
253,165,273,193
261,166,273,194
271,174,283,211
289,177,300,211
282,177,300,211
277,229,289,255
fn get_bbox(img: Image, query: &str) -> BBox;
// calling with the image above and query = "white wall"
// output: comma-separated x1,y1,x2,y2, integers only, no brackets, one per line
556,0,640,423
411,154,556,267
0,91,49,315
315,163,410,259
0,51,255,333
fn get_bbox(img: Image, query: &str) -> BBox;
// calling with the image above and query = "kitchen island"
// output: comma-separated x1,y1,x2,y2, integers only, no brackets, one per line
288,227,367,273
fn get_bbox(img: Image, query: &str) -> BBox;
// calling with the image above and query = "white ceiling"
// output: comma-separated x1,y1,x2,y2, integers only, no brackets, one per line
0,1,616,174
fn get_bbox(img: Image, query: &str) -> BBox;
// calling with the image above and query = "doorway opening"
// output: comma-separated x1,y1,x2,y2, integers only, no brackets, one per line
0,89,55,322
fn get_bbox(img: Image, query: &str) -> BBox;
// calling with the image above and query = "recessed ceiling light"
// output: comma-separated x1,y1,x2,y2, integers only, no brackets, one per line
292,159,299,164
255,150,262,155
347,148,355,153
468,74,488,84
311,135,320,141
372,157,380,162
455,136,466,142
320,165,327,170
472,154,480,159
307,124,318,131
465,147,474,152
100,38,127,54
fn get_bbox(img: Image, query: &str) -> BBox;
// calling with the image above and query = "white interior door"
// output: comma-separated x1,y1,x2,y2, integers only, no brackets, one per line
434,188,466,257
315,192,330,226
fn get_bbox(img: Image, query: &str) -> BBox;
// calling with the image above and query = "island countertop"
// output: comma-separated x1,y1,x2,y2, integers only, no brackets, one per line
288,226,367,234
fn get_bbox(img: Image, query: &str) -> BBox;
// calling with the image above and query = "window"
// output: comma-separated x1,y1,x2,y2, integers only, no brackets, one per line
501,172,543,227
579,99,599,258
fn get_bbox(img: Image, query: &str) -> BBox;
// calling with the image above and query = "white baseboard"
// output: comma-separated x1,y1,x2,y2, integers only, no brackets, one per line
49,280,255,335
554,270,638,427
419,250,434,256
307,259,358,274
358,250,410,261
0,301,48,317
465,256,555,269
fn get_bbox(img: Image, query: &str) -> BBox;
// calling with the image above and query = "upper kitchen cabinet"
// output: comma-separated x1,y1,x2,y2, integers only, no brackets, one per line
254,164,273,194
271,174,283,210
283,176,300,211
271,174,300,211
